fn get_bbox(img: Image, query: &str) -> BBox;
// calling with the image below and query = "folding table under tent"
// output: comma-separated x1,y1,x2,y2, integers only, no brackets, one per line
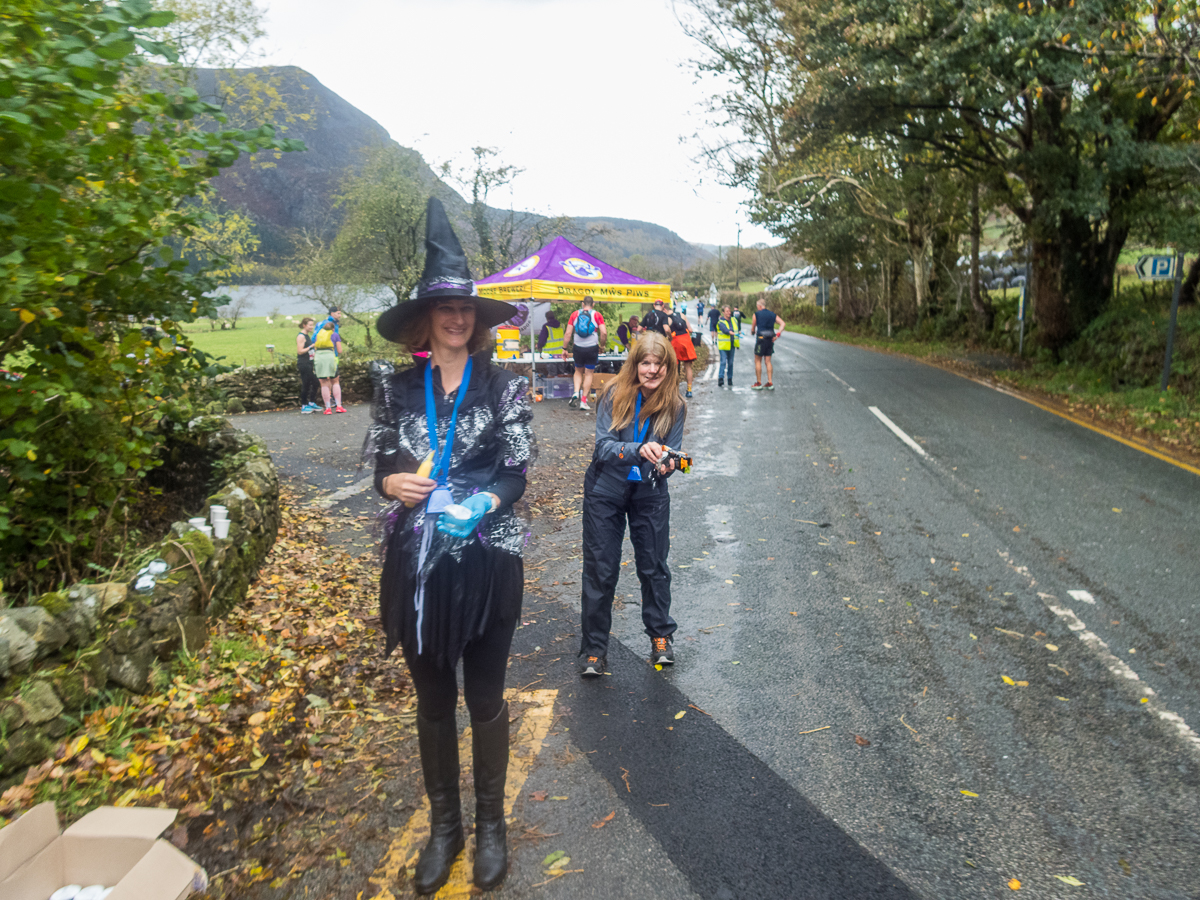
475,236,671,390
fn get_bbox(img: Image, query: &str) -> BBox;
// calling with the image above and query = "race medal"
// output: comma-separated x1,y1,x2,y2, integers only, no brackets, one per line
427,486,454,514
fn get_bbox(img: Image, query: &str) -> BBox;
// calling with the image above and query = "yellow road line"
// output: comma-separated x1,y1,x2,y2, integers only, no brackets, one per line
980,381,1200,477
367,688,559,899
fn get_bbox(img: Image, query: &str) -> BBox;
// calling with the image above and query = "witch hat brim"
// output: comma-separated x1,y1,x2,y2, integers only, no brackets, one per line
376,292,520,343
376,196,518,343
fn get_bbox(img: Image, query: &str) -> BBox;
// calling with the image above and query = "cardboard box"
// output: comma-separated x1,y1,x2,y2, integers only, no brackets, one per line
0,803,207,900
590,373,617,392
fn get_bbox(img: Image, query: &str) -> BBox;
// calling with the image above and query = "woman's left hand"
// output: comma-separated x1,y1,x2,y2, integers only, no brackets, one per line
640,442,675,475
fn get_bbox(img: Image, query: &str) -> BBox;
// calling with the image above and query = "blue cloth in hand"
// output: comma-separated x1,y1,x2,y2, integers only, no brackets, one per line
436,493,492,539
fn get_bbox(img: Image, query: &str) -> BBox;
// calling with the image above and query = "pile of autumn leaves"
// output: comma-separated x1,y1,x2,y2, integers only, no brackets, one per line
0,493,411,885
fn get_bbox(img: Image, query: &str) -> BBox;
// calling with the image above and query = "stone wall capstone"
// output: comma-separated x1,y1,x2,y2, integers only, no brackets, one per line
0,417,281,782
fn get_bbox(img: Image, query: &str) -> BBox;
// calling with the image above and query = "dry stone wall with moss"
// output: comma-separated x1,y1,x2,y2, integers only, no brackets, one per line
0,417,280,781
211,355,412,413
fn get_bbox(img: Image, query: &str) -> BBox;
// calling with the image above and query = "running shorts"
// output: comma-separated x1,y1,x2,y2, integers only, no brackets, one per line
573,344,599,370
671,333,697,362
754,334,775,357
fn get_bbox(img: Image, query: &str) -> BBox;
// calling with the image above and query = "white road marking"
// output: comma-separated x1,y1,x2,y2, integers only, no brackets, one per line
824,369,857,392
868,406,928,457
995,550,1200,758
1044,600,1200,754
310,474,375,508
1067,589,1096,604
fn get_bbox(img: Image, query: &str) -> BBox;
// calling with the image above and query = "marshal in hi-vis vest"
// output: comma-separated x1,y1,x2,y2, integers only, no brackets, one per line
717,318,740,351
541,324,565,355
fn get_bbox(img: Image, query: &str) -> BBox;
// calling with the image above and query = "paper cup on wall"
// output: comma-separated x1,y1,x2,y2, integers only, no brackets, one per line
209,505,228,522
188,517,207,529
213,519,230,539
198,525,213,538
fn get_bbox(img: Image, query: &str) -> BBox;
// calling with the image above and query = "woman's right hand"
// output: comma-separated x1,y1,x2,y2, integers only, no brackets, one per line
383,472,437,505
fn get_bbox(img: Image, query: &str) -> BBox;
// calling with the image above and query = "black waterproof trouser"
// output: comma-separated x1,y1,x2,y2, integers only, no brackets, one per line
579,465,676,657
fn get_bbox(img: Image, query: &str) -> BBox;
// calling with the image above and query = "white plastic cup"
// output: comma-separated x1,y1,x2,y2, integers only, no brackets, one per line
213,519,230,539
209,505,228,522
188,517,206,529
198,525,213,539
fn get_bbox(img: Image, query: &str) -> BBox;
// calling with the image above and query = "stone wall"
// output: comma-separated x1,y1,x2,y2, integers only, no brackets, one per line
0,417,280,781
212,354,412,412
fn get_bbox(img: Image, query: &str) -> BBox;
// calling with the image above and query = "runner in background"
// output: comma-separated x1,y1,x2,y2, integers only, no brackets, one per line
751,297,786,390
669,306,696,398
313,319,346,414
563,295,606,411
640,298,671,337
707,303,720,349
295,317,320,413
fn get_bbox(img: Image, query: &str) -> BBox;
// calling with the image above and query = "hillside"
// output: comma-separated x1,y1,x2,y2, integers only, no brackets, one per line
195,66,712,275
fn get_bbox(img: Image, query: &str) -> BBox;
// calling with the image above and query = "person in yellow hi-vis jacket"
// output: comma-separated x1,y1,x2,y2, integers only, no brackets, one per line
716,305,739,387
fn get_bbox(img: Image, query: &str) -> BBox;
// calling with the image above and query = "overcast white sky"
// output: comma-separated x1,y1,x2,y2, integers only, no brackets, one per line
258,0,776,247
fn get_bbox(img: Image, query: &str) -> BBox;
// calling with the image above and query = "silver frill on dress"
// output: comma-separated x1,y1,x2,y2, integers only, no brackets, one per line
362,360,535,582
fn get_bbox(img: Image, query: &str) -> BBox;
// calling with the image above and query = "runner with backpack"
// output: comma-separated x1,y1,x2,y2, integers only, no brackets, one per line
564,295,607,411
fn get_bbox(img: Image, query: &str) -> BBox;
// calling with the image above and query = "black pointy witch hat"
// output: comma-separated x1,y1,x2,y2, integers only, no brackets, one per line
376,196,517,343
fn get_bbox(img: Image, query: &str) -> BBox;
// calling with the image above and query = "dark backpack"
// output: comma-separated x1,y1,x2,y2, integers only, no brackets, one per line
574,309,596,338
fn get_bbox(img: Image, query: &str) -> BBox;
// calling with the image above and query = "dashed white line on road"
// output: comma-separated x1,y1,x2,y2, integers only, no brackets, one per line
1067,589,1096,604
1042,597,1200,755
824,369,857,392
310,475,375,508
868,406,928,457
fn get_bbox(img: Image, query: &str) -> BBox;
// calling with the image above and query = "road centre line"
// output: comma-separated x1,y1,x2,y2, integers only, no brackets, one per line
310,474,375,509
1067,589,1096,605
824,369,857,392
868,406,928,457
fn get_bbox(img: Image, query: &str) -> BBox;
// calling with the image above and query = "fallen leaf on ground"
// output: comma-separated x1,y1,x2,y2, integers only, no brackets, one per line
1002,675,1016,686
854,734,871,747
1008,878,1021,890
1055,875,1085,886
591,811,616,829
542,850,566,868
530,790,548,802
674,711,686,720
960,789,978,797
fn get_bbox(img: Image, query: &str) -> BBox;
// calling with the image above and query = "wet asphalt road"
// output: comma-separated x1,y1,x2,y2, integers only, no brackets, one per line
240,332,1200,899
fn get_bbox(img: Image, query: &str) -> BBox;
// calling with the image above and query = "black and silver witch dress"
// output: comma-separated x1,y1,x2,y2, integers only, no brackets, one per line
365,357,535,668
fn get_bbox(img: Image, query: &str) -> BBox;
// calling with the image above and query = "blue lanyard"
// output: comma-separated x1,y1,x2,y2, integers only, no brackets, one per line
632,391,650,443
424,356,473,485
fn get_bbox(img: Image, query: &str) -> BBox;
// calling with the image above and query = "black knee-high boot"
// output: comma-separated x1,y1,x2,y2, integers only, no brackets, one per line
471,700,510,890
414,713,465,895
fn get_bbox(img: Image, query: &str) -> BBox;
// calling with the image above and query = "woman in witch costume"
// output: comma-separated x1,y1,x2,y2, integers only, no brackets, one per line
366,198,534,894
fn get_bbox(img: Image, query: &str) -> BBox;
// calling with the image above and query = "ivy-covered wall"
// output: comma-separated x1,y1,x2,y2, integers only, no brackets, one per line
0,417,280,781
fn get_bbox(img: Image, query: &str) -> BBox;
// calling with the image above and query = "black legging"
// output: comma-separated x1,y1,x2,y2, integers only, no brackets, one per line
297,354,319,406
404,613,519,723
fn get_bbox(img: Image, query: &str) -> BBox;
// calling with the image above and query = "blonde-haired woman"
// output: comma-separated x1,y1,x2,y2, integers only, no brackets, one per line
578,332,687,677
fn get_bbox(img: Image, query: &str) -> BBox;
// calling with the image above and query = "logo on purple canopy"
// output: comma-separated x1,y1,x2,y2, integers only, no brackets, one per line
503,302,530,329
504,255,539,278
562,258,602,280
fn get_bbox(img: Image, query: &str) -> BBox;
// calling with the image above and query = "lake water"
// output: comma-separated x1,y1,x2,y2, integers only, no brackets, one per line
213,285,395,318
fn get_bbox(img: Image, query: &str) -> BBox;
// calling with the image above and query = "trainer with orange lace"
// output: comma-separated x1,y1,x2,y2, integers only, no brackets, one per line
579,654,607,678
651,636,674,666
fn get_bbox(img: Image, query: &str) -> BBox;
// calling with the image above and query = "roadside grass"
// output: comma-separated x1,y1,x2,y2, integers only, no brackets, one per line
786,321,1200,458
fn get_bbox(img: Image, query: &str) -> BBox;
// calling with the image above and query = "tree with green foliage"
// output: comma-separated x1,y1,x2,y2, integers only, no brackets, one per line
0,0,301,591
683,0,1200,351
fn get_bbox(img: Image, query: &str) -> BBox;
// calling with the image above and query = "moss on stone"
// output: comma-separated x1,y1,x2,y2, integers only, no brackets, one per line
171,529,215,567
36,592,70,617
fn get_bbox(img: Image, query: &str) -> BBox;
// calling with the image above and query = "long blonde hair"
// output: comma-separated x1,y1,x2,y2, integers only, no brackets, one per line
602,332,683,438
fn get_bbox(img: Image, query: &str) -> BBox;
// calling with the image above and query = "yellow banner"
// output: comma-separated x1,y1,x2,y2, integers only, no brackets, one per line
476,278,671,304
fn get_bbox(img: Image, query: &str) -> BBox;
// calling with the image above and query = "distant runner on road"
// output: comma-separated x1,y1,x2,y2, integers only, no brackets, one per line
706,304,720,347
564,295,607,412
750,298,785,390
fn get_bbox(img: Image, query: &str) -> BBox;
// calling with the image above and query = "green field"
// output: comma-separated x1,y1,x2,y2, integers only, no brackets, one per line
180,315,381,367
